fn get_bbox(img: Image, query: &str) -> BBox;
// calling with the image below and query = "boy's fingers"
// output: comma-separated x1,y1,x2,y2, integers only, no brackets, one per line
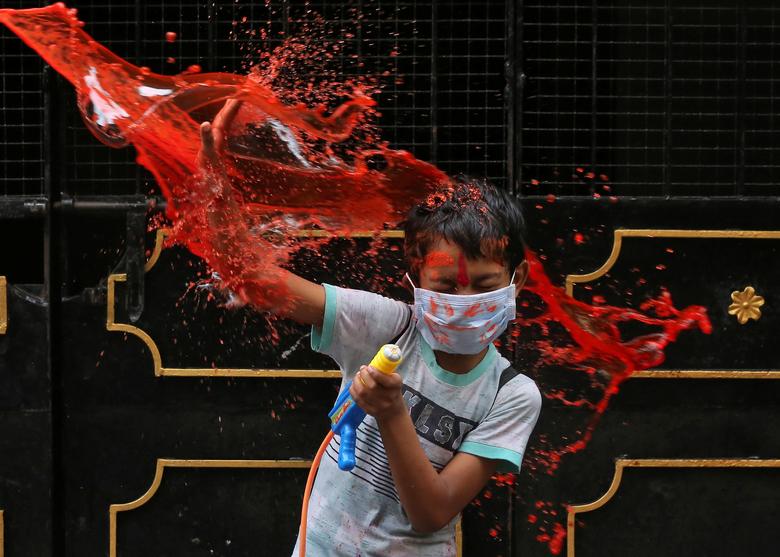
357,367,377,389
212,99,243,133
366,367,401,388
200,121,217,159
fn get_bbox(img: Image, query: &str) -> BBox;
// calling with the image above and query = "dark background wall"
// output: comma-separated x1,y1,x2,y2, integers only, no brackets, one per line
0,1,778,557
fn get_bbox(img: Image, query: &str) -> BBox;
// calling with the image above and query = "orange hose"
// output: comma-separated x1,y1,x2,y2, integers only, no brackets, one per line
299,429,335,557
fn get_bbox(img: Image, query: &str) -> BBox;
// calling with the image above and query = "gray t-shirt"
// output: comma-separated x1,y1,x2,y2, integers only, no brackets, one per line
293,285,541,557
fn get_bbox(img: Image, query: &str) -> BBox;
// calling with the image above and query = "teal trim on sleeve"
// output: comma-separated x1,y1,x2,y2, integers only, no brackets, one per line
458,440,522,473
419,336,497,386
310,284,337,353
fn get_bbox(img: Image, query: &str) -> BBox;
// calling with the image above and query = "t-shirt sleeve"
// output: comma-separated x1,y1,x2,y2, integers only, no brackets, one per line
458,374,542,473
310,284,411,380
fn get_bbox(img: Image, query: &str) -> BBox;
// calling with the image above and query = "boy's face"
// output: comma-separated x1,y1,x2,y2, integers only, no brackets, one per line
417,237,527,296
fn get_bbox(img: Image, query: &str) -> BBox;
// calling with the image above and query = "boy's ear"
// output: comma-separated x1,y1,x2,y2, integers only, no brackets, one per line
512,260,529,295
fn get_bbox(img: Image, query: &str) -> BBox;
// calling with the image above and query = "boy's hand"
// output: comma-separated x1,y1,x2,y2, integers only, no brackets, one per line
350,365,406,422
198,99,243,194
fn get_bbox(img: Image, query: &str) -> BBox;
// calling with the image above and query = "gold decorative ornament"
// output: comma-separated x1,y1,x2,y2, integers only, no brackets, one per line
728,286,764,324
566,229,780,379
567,458,780,557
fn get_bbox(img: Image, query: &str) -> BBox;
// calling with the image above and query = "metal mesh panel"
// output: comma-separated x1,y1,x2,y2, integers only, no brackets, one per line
281,0,437,163
6,0,778,198
62,2,140,196
521,0,780,197
0,0,45,196
60,1,216,196
744,5,780,195
438,0,508,186
0,0,508,197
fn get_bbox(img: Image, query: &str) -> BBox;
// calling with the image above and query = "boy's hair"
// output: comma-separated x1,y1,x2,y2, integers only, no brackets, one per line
403,178,527,278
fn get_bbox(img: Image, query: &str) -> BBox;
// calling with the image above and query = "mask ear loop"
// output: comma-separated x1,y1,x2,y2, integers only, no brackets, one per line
405,273,418,290
509,271,516,288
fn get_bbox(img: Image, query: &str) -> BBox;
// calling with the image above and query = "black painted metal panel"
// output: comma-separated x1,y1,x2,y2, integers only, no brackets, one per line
0,285,53,557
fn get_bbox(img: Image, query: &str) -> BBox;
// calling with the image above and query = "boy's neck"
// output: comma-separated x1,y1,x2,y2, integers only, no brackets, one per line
433,346,489,375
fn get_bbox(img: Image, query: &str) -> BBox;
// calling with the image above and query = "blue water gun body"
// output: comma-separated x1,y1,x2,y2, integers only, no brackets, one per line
328,344,403,471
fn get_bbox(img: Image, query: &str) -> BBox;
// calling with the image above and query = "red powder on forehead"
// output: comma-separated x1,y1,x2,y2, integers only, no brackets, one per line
456,252,469,287
424,251,455,268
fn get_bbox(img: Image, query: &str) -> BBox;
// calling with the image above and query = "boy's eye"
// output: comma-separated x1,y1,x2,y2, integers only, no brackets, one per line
477,283,500,292
430,284,456,294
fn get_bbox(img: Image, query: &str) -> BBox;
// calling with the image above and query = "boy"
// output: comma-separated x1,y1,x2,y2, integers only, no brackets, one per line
198,102,541,556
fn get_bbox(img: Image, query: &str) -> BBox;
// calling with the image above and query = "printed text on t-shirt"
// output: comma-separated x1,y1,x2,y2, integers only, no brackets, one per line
402,385,478,451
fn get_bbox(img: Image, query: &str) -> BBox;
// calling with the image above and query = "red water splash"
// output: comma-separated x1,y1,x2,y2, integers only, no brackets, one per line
523,251,710,449
507,253,710,552
0,3,449,307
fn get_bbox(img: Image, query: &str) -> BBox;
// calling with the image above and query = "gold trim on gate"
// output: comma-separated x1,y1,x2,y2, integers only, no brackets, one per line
108,458,462,557
566,458,780,557
0,276,7,335
106,275,341,377
108,459,311,557
0,509,4,557
107,228,378,378
565,229,780,296
455,518,462,557
565,230,780,379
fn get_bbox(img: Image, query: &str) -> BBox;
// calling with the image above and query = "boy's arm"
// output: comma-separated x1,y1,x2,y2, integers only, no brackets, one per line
198,101,325,326
352,366,499,533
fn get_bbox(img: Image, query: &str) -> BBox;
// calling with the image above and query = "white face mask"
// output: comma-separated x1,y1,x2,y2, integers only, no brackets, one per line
406,272,516,355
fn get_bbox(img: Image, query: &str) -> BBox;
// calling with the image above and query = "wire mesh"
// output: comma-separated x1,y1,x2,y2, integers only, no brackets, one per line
2,1,779,198
521,0,780,197
437,0,508,187
0,0,509,198
0,0,45,197
61,1,141,196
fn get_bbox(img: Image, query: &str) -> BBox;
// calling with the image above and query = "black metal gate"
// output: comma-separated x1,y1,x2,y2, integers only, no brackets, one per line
1,1,779,556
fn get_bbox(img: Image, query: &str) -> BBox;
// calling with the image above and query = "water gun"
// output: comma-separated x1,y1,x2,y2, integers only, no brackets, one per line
327,344,403,471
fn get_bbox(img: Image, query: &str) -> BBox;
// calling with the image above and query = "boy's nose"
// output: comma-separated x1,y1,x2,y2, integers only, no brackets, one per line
456,286,479,295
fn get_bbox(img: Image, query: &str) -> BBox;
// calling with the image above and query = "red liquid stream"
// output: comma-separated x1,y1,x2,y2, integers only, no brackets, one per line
1,4,711,553
0,3,448,271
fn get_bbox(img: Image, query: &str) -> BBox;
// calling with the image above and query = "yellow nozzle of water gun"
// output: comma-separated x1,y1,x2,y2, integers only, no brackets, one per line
369,344,403,374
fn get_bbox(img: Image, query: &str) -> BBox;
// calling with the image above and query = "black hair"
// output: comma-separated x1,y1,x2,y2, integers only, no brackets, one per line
403,178,527,278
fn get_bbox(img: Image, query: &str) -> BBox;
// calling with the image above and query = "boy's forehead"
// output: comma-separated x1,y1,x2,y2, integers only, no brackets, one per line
421,237,504,270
